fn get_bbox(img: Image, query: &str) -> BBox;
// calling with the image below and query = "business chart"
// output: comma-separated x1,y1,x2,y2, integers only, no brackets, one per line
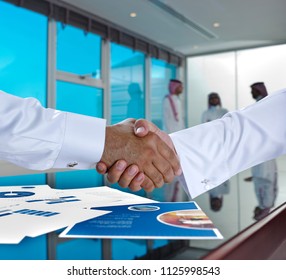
0,185,154,244
60,202,223,240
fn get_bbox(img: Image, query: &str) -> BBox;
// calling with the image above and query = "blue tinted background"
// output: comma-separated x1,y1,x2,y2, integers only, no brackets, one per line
150,58,176,203
0,0,47,259
0,1,47,104
57,23,101,78
0,0,178,259
55,81,104,191
111,43,145,124
55,24,104,258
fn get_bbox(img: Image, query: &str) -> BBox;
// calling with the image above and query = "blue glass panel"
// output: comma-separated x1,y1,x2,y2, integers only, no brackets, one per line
0,1,47,105
56,27,103,259
112,239,147,260
151,58,176,130
57,23,101,78
111,43,145,124
56,81,104,189
110,43,146,197
0,174,46,186
55,170,102,190
151,59,176,202
152,239,168,249
56,81,103,117
57,239,101,260
0,235,47,260
0,2,47,259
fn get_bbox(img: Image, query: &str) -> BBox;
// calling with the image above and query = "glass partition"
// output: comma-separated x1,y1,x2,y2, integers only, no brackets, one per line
187,44,286,250
55,24,104,259
149,59,176,203
57,23,101,78
110,43,145,124
236,45,286,230
0,0,48,259
150,58,176,130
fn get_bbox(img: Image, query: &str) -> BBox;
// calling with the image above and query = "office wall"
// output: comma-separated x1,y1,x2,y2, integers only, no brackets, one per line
187,44,286,249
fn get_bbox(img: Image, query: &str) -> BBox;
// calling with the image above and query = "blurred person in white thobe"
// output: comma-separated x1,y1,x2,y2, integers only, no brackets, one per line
244,82,278,221
201,92,230,211
162,79,186,202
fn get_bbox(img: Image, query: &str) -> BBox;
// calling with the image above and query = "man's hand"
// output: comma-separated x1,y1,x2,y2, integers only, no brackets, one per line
97,119,181,192
98,119,181,192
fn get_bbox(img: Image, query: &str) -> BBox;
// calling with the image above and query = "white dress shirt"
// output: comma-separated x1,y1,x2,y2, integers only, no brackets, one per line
171,88,286,198
0,90,106,171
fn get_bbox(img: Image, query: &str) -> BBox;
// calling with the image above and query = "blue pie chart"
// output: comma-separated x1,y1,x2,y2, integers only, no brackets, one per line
0,191,35,198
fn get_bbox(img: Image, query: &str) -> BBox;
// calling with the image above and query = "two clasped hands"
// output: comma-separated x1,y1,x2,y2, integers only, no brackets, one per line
96,119,182,193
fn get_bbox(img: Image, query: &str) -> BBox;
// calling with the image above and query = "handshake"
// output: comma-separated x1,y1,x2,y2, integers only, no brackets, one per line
96,119,182,192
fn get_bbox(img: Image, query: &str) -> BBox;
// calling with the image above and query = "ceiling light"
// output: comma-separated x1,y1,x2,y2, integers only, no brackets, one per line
130,12,137,18
213,22,220,28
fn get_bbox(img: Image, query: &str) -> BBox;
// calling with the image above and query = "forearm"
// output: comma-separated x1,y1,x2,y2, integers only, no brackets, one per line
171,89,286,198
0,91,106,170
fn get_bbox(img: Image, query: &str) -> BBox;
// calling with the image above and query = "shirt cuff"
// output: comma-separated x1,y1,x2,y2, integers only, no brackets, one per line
170,122,229,198
53,112,106,169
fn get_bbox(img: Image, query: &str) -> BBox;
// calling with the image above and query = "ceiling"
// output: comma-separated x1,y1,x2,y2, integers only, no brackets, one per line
60,0,286,56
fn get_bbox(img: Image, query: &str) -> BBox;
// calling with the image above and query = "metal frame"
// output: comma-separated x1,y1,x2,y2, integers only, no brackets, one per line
46,18,110,260
46,18,57,260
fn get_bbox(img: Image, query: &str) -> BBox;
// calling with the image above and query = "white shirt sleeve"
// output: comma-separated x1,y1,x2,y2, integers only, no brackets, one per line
171,88,286,198
0,90,106,171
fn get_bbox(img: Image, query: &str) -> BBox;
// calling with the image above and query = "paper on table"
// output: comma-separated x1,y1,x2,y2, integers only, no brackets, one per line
60,201,223,240
0,185,156,244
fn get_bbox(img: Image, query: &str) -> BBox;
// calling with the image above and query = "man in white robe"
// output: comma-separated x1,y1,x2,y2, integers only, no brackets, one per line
244,82,278,220
162,79,186,202
201,93,229,211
